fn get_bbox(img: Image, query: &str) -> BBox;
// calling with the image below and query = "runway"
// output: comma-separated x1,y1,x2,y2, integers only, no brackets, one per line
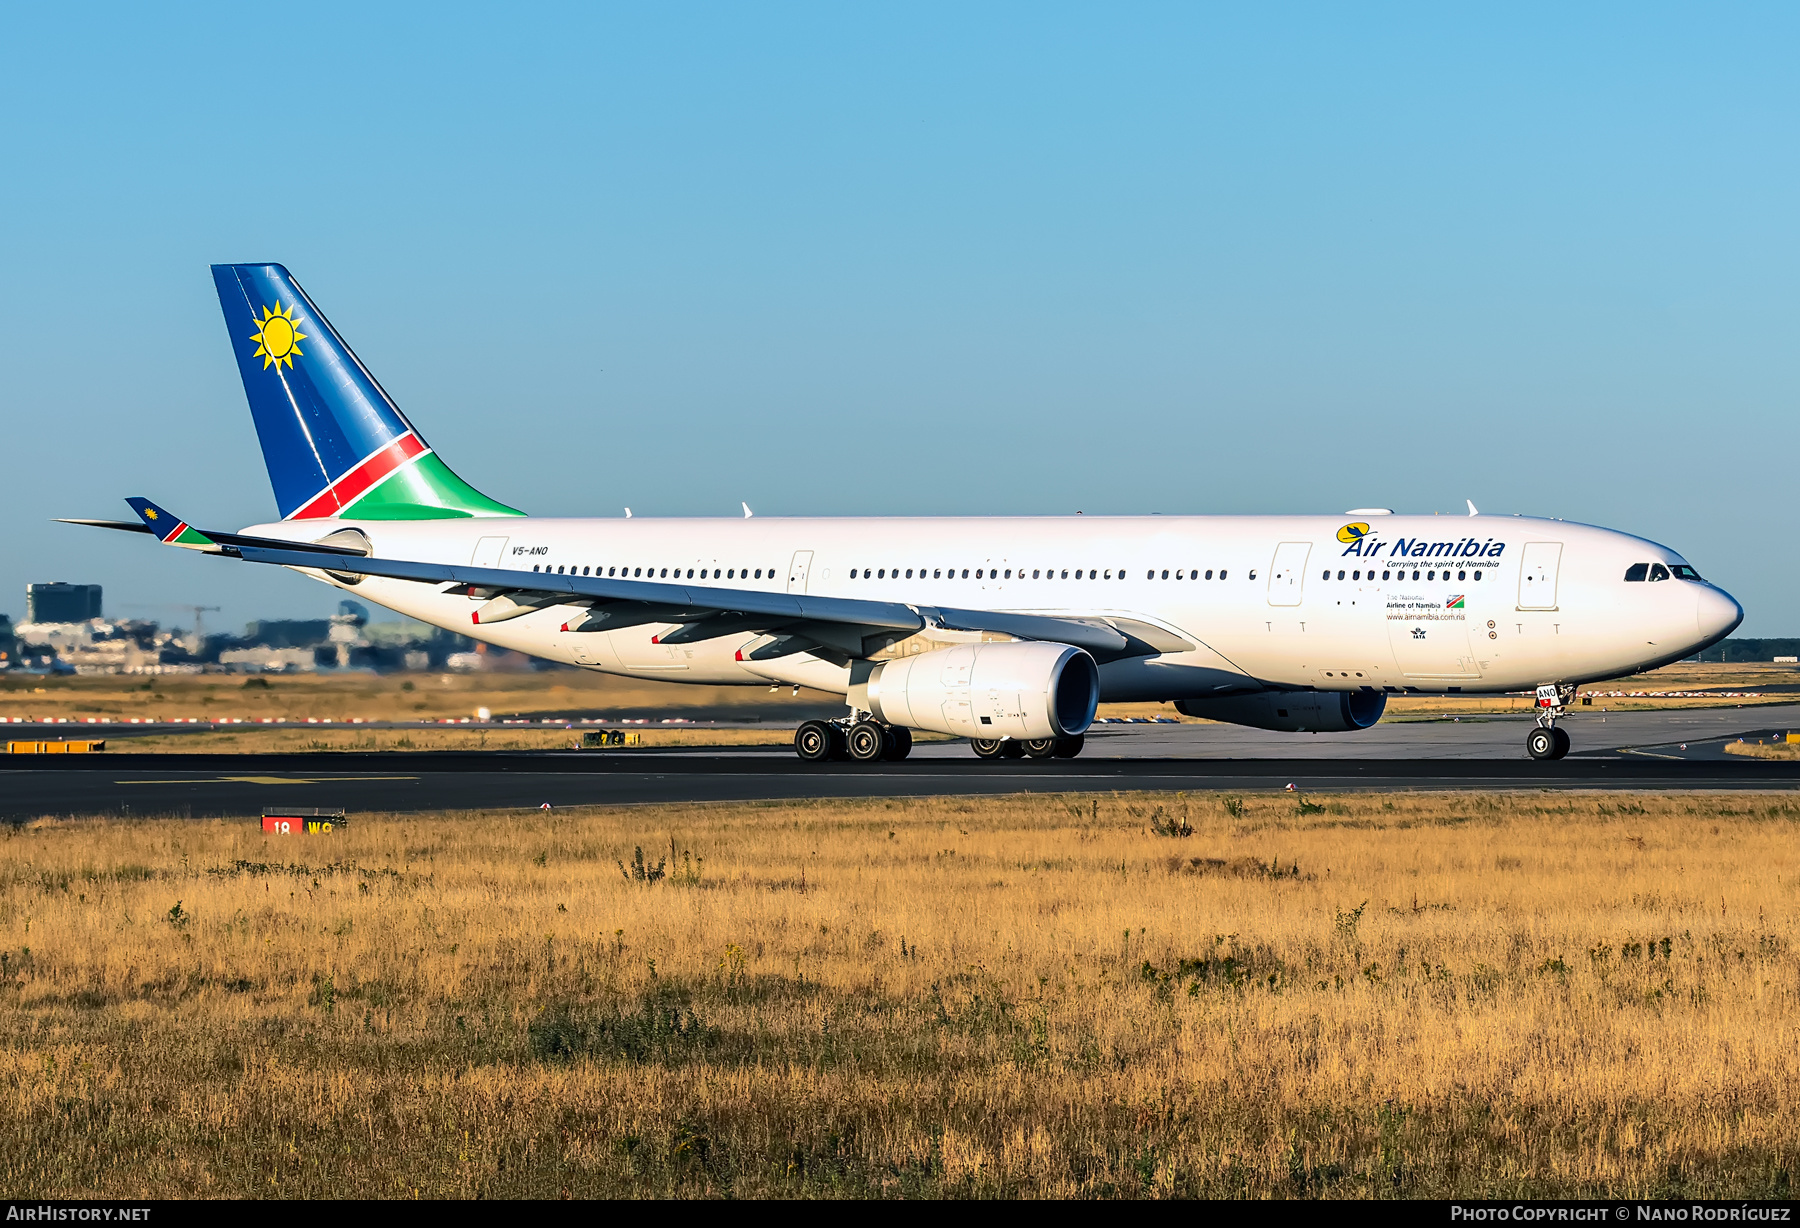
4,705,1798,819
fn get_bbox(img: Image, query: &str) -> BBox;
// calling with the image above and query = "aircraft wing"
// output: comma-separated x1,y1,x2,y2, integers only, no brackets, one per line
66,500,1141,662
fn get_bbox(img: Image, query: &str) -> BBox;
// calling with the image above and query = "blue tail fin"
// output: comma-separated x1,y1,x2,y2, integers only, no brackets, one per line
211,264,522,520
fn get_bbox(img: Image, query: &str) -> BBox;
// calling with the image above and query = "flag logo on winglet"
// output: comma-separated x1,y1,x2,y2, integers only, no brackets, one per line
249,302,306,370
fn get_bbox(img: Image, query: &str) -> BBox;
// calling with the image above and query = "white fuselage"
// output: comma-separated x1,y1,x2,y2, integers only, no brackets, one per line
246,512,1742,701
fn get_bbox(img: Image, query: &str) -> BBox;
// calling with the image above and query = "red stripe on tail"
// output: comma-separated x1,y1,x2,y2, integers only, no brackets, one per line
289,432,427,520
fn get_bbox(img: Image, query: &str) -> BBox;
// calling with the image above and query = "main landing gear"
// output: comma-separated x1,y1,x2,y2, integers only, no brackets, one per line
795,718,913,763
1526,683,1575,761
793,720,1086,762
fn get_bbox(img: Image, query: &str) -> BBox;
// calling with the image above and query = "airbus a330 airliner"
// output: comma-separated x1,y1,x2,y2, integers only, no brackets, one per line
68,265,1743,762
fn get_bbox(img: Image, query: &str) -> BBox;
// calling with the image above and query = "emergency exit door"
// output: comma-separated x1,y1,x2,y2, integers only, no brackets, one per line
1267,542,1311,606
787,550,814,594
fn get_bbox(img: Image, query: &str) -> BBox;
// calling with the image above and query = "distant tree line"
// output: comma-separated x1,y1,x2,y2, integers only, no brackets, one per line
1689,639,1800,663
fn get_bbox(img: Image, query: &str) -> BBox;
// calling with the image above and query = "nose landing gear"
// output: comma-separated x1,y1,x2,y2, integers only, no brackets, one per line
1527,683,1576,760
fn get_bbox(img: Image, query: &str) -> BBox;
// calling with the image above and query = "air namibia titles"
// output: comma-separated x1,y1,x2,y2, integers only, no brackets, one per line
1341,536,1507,560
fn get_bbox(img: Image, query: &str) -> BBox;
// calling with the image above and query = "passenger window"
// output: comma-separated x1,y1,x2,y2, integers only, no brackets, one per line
1624,563,1648,582
1649,563,1670,581
1321,569,1330,581
1457,571,1465,581
1336,570,1344,580
1205,570,1212,580
963,569,970,578
532,565,540,572
1005,569,1013,579
1473,570,1482,580
1411,571,1419,581
1032,569,1039,579
1381,570,1390,580
1220,570,1228,580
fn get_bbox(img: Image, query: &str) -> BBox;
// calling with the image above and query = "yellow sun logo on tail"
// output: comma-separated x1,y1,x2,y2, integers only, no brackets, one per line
249,302,306,370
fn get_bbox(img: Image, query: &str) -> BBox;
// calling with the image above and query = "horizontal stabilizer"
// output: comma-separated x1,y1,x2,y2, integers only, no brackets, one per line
124,497,217,550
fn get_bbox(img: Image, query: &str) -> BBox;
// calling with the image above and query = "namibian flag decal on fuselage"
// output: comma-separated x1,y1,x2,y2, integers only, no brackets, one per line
1446,595,1466,609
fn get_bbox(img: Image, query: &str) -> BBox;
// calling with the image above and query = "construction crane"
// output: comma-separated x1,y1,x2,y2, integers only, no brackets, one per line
121,603,221,644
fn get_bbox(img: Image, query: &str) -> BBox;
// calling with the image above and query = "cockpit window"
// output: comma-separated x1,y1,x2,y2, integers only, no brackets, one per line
1623,563,1648,582
1670,564,1704,581
1648,563,1671,582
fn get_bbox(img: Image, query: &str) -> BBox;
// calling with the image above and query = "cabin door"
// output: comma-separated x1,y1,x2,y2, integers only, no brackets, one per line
470,536,509,567
1516,542,1563,611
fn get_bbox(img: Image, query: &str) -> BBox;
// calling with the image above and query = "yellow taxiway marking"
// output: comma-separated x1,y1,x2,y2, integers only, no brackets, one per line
115,776,420,785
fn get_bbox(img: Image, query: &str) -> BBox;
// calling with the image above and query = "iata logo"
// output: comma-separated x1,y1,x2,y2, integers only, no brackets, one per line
1337,523,1370,544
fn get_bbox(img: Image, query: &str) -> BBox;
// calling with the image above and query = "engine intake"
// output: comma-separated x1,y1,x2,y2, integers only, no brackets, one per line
1174,689,1386,733
867,641,1099,740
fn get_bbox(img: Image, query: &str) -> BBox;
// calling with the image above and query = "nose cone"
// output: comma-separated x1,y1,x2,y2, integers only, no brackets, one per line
1696,585,1744,644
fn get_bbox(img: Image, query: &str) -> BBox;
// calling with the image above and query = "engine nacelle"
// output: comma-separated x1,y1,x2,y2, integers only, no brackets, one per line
866,641,1099,740
1174,689,1386,733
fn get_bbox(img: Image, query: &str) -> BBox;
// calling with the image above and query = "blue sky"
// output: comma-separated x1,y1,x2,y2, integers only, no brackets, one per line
3,4,1796,634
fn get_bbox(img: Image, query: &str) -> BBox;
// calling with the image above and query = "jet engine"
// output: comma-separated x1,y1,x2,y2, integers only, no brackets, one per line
865,641,1099,740
1174,689,1386,733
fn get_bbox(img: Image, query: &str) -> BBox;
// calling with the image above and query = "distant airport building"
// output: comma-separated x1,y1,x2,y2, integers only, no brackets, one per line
25,583,102,625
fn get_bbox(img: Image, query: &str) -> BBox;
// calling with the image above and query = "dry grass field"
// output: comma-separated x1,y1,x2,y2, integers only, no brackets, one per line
0,669,835,724
4,661,1793,732
1,791,1795,1198
1725,741,1800,761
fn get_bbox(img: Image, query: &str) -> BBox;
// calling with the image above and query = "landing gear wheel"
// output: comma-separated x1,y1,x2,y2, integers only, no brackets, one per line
795,720,833,762
1022,738,1057,759
1000,740,1026,759
1052,734,1086,759
847,721,887,763
970,738,1006,759
1526,727,1565,761
883,726,913,761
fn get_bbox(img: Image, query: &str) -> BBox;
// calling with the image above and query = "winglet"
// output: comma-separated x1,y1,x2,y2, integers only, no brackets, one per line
126,498,218,550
